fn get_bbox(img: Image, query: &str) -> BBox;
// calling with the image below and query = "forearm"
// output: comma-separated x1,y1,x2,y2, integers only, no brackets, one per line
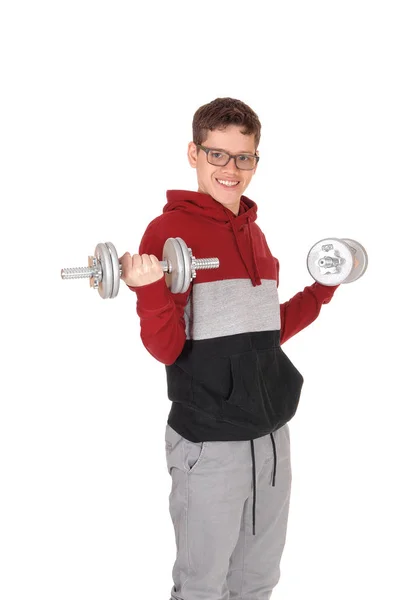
280,281,339,344
128,276,190,365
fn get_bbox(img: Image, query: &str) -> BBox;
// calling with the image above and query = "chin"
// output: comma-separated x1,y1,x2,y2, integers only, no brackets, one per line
214,186,240,201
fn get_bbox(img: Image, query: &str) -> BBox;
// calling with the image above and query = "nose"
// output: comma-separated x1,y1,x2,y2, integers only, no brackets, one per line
223,156,239,172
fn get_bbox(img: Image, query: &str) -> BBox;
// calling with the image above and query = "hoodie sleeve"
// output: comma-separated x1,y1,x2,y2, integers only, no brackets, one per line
280,281,339,345
127,222,191,365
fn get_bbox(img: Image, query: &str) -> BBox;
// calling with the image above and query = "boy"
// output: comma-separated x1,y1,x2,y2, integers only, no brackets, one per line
119,98,339,600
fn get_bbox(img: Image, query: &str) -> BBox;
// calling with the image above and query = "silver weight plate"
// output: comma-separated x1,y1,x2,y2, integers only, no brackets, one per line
341,238,368,283
105,242,120,298
95,242,113,299
307,238,354,286
163,238,185,294
175,237,192,293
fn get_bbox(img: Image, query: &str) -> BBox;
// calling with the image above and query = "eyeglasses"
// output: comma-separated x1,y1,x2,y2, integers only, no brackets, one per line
197,144,259,171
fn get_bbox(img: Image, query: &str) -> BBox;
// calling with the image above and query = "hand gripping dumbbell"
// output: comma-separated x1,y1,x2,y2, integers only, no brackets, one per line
307,238,368,286
61,237,220,299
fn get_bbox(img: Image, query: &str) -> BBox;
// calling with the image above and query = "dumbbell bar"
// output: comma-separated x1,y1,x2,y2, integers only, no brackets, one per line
307,238,368,285
61,237,220,299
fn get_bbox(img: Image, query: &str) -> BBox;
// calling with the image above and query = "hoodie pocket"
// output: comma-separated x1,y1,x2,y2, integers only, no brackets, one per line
166,362,193,406
226,350,262,414
225,347,304,426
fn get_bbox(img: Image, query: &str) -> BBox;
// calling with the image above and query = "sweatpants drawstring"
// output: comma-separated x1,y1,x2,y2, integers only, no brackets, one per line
250,440,256,535
250,432,278,535
270,432,277,486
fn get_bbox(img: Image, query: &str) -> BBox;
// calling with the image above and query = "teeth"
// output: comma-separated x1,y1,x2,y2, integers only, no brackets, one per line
217,179,238,187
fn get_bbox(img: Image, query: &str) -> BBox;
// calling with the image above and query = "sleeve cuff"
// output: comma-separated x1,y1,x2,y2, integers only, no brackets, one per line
311,281,340,304
127,278,171,311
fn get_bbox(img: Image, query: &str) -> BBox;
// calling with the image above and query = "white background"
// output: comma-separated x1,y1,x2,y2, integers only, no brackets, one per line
1,1,412,598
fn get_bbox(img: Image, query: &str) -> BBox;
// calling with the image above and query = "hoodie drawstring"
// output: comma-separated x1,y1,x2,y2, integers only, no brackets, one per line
250,432,277,535
246,216,262,286
228,216,262,287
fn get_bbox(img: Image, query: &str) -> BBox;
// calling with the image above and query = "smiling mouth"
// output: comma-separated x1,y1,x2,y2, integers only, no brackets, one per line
216,178,240,188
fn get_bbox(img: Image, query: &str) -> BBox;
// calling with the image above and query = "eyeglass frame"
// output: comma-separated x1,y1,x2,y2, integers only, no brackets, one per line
196,144,260,171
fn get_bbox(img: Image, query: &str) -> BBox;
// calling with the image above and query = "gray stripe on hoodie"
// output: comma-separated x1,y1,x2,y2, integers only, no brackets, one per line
184,278,281,340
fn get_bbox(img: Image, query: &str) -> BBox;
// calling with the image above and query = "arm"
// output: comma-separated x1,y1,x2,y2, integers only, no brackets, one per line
280,281,339,345
127,223,191,365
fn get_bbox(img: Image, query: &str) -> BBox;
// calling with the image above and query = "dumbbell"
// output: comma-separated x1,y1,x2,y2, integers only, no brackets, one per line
61,237,220,299
307,238,368,285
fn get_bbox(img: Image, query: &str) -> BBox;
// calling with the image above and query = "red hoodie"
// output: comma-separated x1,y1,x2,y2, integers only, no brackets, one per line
130,190,338,369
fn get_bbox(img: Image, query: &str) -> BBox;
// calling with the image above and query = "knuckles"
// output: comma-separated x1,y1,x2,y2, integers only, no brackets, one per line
119,252,162,286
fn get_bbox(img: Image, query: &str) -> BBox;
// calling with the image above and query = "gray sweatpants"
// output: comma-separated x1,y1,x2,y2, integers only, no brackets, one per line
165,423,292,600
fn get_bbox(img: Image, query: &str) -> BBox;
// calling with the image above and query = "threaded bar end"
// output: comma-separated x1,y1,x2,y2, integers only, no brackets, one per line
61,267,95,280
193,258,220,270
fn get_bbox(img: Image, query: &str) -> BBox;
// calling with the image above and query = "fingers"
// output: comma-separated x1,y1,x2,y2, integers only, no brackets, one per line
119,252,163,286
120,252,158,264
130,253,159,269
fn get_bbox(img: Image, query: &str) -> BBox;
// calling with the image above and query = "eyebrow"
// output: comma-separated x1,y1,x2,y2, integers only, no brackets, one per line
209,146,256,155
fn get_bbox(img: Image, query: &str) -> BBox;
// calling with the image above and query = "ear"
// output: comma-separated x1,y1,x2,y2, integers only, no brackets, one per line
252,149,259,175
187,142,198,168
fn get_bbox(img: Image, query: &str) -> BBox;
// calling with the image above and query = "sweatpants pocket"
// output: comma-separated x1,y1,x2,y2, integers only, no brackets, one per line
182,438,207,473
165,424,207,474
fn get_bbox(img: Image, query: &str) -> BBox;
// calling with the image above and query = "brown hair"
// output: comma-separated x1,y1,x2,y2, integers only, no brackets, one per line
192,97,261,149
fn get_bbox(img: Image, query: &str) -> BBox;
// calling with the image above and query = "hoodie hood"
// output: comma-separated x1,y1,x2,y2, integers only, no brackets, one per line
163,190,262,286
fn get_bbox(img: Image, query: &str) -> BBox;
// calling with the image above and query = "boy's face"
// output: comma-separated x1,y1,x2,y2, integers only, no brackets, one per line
187,125,258,215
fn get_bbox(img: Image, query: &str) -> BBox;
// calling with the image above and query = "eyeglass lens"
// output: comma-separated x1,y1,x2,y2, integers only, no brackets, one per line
208,151,257,170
